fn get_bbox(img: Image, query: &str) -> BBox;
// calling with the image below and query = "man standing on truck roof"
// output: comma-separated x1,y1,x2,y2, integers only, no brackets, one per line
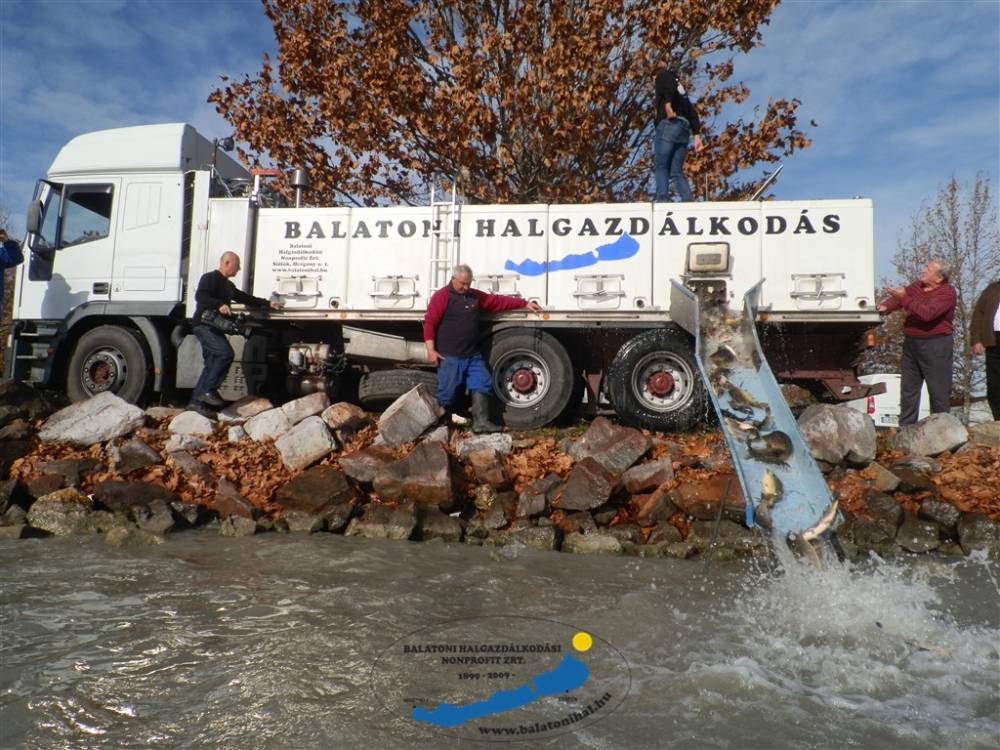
424,265,541,433
189,251,281,413
971,279,1000,420
877,259,957,425
652,67,704,203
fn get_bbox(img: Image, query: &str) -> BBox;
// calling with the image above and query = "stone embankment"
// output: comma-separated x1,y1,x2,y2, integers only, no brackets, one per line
1,379,998,560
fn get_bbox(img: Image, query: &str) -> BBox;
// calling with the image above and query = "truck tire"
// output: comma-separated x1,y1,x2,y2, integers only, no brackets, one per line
607,328,707,432
358,369,438,410
66,325,152,404
487,328,574,430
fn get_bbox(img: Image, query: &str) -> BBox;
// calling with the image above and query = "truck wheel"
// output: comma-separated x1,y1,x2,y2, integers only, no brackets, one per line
66,325,151,404
358,369,438,410
487,329,574,430
607,328,706,432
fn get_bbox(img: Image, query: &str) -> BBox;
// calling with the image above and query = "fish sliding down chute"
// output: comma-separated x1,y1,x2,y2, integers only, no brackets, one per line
669,281,839,545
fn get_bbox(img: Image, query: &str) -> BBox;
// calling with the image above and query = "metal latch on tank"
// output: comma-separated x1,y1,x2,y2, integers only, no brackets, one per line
370,275,419,308
476,273,520,296
276,275,322,308
573,274,625,309
789,272,847,309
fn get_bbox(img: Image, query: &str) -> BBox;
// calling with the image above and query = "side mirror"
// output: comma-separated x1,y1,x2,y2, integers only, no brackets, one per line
25,200,42,235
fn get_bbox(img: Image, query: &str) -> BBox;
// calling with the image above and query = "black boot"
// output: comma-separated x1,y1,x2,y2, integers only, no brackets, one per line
470,391,502,433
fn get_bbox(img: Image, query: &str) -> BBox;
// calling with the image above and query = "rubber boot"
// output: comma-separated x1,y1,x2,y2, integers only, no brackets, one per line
470,391,502,434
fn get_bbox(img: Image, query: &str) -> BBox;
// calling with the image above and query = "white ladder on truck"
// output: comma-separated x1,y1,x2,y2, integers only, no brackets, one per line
429,181,458,291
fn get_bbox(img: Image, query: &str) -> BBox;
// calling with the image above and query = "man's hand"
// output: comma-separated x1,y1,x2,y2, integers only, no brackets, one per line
269,300,283,310
425,342,443,365
885,286,906,299
218,304,232,316
692,135,705,154
973,342,986,356
876,303,889,313
525,301,542,313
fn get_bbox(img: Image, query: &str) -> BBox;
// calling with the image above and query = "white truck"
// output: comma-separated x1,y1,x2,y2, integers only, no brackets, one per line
7,123,884,431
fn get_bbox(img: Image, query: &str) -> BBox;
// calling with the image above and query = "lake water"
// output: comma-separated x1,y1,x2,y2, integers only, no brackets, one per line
1,531,997,749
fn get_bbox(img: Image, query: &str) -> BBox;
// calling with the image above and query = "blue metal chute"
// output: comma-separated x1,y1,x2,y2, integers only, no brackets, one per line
670,280,837,538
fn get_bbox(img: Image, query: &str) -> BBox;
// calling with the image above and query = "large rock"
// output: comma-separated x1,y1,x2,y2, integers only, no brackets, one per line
635,486,678,526
798,404,876,466
322,502,355,533
276,465,358,513
374,441,454,510
918,500,961,537
166,451,215,484
274,416,338,471
91,480,179,534
566,416,651,475
887,457,937,493
283,509,326,533
464,449,509,486
105,526,165,548
213,478,258,519
40,458,100,488
321,402,371,442
164,434,208,453
377,384,444,448
562,532,623,555
0,440,31,477
516,474,562,518
418,508,464,543
865,492,904,535
220,516,257,537
168,410,215,437
889,413,968,456
621,459,675,494
338,446,398,484
957,513,1000,558
781,383,816,411
244,408,294,442
26,488,111,535
344,504,417,540
280,392,330,425
896,513,941,553
455,433,513,459
109,439,162,475
39,392,145,447
484,525,560,551
669,475,744,521
218,396,274,423
968,421,1000,448
556,457,617,511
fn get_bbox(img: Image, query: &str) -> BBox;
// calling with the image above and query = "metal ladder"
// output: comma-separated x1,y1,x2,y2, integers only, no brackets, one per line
429,181,458,291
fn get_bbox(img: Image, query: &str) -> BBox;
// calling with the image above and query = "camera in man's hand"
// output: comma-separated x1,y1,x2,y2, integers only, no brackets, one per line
199,309,250,337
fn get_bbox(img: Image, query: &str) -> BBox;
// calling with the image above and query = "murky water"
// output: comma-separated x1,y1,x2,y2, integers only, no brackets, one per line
1,532,997,749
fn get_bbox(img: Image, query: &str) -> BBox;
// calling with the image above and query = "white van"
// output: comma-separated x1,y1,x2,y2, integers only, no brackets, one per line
846,373,930,428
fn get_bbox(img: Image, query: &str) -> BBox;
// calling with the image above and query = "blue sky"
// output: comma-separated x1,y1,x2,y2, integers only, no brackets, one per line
1,0,997,282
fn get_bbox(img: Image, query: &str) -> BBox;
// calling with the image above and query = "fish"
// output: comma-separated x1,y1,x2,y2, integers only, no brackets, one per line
724,382,769,412
801,499,840,542
786,532,822,568
709,344,737,367
747,430,794,463
754,469,784,530
723,414,759,435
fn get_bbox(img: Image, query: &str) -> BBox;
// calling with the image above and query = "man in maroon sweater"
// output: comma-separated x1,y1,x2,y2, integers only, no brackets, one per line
877,259,957,424
424,265,540,432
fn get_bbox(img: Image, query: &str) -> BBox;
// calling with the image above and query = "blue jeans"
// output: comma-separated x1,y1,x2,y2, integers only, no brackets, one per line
435,354,493,408
192,324,234,399
653,118,693,202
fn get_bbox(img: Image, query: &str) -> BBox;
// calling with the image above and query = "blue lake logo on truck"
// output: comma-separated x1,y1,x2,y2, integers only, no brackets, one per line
370,616,630,741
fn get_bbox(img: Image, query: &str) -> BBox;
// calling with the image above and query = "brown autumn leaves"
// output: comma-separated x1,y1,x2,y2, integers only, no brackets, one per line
209,0,813,206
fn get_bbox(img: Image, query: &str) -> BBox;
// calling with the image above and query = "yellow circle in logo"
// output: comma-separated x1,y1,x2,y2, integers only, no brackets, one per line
572,632,593,652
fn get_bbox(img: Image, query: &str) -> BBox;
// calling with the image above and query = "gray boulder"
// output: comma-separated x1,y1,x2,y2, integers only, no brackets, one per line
166,451,215,483
39,392,145,447
228,425,246,444
566,416,651,475
622,458,675,494
957,513,1000,558
218,396,273,423
109,439,162,475
280,392,330,426
918,500,961,537
484,525,560,551
39,458,100,488
244,408,294,442
557,457,617,511
798,404,876,466
889,413,968,456
338,445,398,484
464,448,509,487
321,402,371,442
220,516,257,537
274,416,338,471
896,513,941,553
276,465,358,514
377,384,444,447
635,487,678,526
418,509,464,543
164,434,208,453
283,509,326,533
168,410,215,437
26,488,111,535
213,478,258,519
374,441,454,510
455,433,513,459
968,421,1000,448
345,504,417,540
562,532,623,555
516,474,562,518
322,502,355,533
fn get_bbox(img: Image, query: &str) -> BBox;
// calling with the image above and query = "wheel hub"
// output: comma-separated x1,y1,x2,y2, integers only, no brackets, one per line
511,368,538,394
646,371,675,397
82,350,126,394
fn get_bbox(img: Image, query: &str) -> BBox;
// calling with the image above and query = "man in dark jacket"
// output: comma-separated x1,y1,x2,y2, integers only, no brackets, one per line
652,67,705,202
971,279,1000,420
877,259,957,424
190,251,279,412
424,264,540,432
0,229,24,309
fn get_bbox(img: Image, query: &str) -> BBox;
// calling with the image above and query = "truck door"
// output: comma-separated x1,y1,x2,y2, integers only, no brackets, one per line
22,178,120,319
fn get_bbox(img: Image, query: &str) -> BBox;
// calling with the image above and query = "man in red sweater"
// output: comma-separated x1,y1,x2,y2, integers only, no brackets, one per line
877,259,957,424
424,265,540,432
